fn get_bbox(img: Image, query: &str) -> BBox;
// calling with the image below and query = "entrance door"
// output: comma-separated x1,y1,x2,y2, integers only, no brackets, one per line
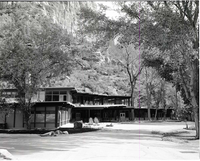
120,113,126,121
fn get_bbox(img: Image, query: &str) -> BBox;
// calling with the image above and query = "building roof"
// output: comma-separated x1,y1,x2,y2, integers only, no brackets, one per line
74,104,128,109
72,90,131,98
2,87,130,98
33,101,75,107
44,87,76,91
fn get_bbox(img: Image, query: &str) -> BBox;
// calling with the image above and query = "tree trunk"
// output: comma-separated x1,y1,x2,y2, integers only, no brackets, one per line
175,84,178,120
131,94,135,120
190,88,199,139
163,107,167,121
161,79,166,120
24,109,32,130
4,114,7,128
154,107,158,120
146,83,151,120
189,60,199,139
193,107,199,139
154,100,159,120
130,83,136,121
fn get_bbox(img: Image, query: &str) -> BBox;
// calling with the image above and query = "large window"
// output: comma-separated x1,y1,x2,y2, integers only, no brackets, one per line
45,91,52,101
36,112,45,123
1,91,18,98
45,90,68,102
46,107,55,123
31,106,56,127
35,107,45,123
46,113,55,123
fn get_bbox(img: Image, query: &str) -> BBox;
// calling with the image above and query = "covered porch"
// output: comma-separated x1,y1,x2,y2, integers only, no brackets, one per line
71,104,134,123
31,102,75,129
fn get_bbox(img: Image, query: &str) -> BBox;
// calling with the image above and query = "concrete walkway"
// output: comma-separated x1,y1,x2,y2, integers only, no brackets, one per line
0,121,199,160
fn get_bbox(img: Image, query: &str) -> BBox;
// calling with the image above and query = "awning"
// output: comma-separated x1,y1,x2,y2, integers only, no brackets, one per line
33,101,75,107
74,104,127,109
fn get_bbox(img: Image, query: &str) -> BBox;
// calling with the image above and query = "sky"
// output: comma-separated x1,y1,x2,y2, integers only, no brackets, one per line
95,1,123,20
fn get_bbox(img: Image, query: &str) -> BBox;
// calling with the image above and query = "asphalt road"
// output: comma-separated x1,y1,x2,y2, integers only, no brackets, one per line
0,122,199,160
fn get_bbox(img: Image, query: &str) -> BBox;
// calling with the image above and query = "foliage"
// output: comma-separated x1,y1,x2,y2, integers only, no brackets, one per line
119,1,199,137
0,3,74,129
77,4,145,111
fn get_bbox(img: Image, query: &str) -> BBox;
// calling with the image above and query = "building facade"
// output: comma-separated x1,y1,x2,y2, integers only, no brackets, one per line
0,87,134,129
0,87,173,129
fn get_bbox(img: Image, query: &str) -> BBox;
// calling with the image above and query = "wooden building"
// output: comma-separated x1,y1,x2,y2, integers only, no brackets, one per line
0,87,133,129
0,87,173,129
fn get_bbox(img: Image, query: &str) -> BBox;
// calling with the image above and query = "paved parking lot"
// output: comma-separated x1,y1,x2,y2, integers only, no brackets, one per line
0,121,199,160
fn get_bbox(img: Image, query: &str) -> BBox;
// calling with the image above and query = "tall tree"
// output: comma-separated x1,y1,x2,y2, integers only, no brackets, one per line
108,39,143,119
0,3,74,129
77,5,145,119
143,67,159,120
120,1,199,138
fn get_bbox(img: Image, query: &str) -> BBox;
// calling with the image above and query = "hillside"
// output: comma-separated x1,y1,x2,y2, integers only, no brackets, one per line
0,1,130,96
49,49,130,96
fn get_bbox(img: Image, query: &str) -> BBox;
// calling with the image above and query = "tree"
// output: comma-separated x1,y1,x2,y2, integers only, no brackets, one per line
118,1,199,137
120,1,199,138
108,39,143,119
143,67,159,120
0,3,74,129
77,5,145,118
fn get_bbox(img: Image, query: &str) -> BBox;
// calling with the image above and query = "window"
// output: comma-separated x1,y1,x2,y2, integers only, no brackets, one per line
45,90,68,102
108,98,115,105
1,91,18,98
46,114,55,123
6,92,12,97
46,91,52,95
45,95,52,101
60,91,67,95
36,112,45,123
53,91,59,95
53,95,59,101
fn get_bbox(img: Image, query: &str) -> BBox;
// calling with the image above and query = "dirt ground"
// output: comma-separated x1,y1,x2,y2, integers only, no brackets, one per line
0,121,199,160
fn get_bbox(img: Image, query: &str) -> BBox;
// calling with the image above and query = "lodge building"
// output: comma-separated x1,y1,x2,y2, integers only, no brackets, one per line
0,87,172,129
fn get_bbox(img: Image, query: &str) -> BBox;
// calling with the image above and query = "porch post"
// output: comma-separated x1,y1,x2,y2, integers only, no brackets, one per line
55,106,58,128
34,106,36,128
44,106,46,128
13,105,16,128
131,109,134,121
88,109,90,118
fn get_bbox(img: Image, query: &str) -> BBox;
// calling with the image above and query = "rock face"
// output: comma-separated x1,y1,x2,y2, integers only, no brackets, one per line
0,2,96,33
33,1,96,34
